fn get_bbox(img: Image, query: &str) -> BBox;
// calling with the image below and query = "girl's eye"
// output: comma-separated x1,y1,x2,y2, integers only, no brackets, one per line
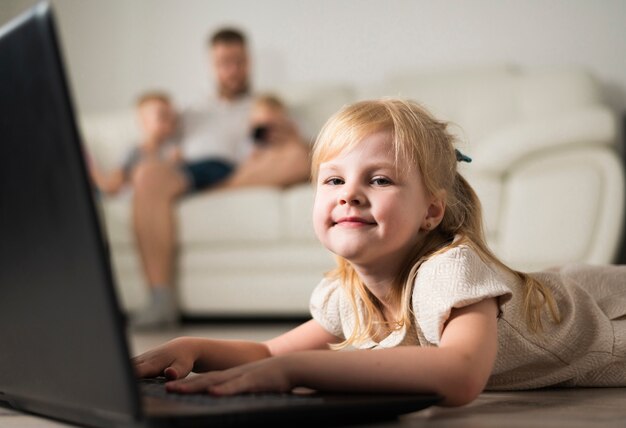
371,177,392,186
324,177,344,186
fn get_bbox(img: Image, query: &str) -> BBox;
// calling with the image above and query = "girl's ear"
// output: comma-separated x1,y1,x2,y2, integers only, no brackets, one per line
422,190,446,231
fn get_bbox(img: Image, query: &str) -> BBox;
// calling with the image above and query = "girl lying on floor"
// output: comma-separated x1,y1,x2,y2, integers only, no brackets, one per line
133,98,626,406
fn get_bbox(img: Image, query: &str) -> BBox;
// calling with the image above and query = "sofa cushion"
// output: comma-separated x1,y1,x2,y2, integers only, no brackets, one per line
101,187,286,246
179,188,283,244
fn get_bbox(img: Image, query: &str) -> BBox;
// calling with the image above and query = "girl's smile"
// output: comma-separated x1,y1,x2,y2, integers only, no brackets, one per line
333,216,377,228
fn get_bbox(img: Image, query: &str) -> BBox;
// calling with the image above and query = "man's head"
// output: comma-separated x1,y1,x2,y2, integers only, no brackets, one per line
209,28,250,100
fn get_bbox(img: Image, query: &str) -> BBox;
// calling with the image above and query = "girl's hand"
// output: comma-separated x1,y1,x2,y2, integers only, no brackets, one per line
165,356,293,396
132,337,200,380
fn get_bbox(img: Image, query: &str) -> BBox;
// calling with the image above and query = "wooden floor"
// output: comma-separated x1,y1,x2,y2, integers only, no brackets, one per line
389,388,626,428
2,322,625,427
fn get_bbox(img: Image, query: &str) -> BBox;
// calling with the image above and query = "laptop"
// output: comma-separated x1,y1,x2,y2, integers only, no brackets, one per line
0,2,441,427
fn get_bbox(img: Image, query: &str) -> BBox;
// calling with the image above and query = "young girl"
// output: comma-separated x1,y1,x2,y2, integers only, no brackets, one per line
132,98,626,406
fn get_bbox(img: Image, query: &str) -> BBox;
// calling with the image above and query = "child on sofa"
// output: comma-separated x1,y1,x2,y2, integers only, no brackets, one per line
132,98,626,406
217,93,311,189
88,90,181,195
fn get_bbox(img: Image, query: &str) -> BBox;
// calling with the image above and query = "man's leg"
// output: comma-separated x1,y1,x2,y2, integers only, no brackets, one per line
130,159,188,329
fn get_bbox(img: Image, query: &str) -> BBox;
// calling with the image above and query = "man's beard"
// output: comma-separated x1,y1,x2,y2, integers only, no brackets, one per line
219,81,250,99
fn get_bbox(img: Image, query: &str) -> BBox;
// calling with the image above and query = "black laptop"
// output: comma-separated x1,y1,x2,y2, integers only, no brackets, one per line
0,2,441,427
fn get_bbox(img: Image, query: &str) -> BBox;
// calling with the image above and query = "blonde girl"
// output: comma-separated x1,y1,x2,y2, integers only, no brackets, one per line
133,98,626,406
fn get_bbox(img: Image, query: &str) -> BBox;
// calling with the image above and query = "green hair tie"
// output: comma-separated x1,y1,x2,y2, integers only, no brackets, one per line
455,149,472,163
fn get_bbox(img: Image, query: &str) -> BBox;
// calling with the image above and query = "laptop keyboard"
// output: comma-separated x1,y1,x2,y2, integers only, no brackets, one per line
140,378,324,408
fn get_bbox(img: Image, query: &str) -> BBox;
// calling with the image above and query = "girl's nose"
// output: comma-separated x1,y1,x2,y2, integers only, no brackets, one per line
338,188,365,206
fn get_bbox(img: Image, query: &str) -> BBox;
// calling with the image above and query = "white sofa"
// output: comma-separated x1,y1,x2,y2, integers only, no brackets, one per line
80,65,625,318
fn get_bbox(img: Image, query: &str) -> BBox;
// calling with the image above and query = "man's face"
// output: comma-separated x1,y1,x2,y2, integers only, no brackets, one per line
211,41,249,99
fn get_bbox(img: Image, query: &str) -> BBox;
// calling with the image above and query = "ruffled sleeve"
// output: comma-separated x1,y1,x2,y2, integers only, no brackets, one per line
309,277,345,339
412,245,513,345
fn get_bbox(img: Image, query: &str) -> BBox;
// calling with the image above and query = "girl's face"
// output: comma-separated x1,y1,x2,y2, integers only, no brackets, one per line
313,132,440,270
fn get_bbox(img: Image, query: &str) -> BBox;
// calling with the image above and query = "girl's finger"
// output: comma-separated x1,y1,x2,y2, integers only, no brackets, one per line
208,375,252,396
166,370,232,393
134,357,168,378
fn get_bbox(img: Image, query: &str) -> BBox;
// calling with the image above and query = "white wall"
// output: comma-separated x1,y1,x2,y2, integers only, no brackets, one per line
2,0,626,115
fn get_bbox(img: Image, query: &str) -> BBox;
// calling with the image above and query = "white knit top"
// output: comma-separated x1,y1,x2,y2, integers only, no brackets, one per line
309,245,626,390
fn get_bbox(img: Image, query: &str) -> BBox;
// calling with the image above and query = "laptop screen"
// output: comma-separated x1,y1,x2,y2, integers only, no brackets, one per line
0,3,141,425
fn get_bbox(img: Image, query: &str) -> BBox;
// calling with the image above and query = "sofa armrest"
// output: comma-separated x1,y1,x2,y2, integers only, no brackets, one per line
468,106,619,174
495,147,625,270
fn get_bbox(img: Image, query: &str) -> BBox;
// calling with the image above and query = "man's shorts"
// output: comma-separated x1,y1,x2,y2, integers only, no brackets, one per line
181,159,235,192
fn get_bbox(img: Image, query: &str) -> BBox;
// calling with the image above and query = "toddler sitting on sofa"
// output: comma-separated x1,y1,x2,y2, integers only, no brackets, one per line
217,93,312,190
88,91,181,195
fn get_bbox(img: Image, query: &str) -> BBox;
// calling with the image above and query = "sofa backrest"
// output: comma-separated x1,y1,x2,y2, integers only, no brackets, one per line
370,64,606,143
79,109,139,170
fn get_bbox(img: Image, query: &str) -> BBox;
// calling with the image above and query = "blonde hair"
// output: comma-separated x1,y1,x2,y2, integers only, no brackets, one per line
311,98,560,349
135,90,171,108
254,93,286,111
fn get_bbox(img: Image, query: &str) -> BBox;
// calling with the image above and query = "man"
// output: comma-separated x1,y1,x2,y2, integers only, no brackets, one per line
129,28,254,329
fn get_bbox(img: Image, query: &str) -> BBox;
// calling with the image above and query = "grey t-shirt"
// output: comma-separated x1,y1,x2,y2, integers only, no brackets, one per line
178,95,253,164
120,140,177,178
